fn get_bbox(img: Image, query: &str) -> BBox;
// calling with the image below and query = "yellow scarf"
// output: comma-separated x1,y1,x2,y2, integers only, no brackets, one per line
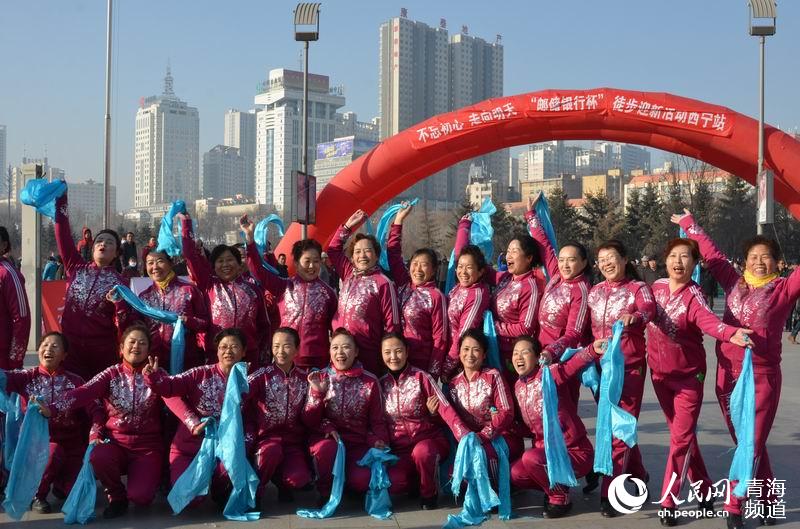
156,270,176,291
743,270,778,289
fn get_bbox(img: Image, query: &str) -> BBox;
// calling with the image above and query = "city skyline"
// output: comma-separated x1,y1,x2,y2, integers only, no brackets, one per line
2,1,799,210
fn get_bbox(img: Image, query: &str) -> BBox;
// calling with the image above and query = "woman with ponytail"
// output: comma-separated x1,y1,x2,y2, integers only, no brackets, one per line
587,239,655,517
672,209,800,528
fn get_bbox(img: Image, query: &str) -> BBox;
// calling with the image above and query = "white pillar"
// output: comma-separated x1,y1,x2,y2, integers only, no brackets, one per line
21,204,41,349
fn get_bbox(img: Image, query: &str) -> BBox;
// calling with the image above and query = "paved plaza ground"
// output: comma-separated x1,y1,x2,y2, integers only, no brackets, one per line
3,302,799,528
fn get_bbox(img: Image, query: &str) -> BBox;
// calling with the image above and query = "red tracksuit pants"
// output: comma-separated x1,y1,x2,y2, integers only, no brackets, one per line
309,438,372,497
600,364,648,498
716,364,782,515
510,436,594,505
253,439,313,496
651,372,712,508
386,436,450,499
91,440,162,505
170,446,230,503
35,441,84,500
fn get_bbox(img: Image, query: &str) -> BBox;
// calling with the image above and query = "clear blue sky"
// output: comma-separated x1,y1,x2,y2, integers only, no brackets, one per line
2,0,798,209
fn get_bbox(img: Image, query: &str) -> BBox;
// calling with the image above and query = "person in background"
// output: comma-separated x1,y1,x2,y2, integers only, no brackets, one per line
121,257,139,281
54,191,137,380
141,236,157,273
699,260,718,310
43,254,59,281
0,225,31,370
437,258,448,292
76,227,93,262
640,255,665,286
121,232,138,270
276,254,289,278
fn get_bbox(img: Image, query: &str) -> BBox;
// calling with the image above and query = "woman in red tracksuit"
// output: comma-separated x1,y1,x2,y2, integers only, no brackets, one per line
245,327,315,504
142,328,250,506
180,213,270,368
327,210,400,376
647,237,752,526
386,204,448,379
54,192,137,380
525,195,592,362
0,332,100,514
674,210,800,528
454,215,541,380
442,218,492,380
0,226,30,370
137,249,209,370
510,335,603,518
587,239,656,517
304,328,389,503
241,216,337,370
438,328,523,481
379,333,465,510
52,324,167,519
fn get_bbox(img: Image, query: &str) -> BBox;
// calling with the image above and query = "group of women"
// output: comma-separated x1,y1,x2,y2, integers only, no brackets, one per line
0,186,796,529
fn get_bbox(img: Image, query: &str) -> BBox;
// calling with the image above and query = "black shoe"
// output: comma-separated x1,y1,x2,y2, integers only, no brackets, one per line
102,499,128,519
544,501,572,519
698,498,715,518
31,497,52,514
660,508,678,527
727,513,744,529
277,487,295,503
601,498,618,518
420,496,438,510
583,471,600,494
52,487,67,500
315,493,328,509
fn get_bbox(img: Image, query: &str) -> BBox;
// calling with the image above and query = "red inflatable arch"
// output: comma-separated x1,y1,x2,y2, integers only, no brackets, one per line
275,88,800,262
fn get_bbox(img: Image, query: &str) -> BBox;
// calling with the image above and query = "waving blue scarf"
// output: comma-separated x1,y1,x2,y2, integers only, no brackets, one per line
560,347,600,396
535,195,558,281
540,366,578,488
156,200,187,257
444,432,500,529
168,418,218,514
217,362,260,521
19,178,67,219
357,447,399,519
63,443,101,524
593,321,638,475
678,227,701,284
1,402,50,520
113,284,186,375
0,391,23,472
251,214,286,276
297,438,346,518
482,312,503,372
374,199,419,271
446,199,496,295
728,347,755,498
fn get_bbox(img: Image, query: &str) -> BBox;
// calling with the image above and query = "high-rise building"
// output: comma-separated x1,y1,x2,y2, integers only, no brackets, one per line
521,141,579,181
379,13,450,202
253,68,344,219
379,14,507,204
575,148,610,177
335,112,380,142
134,65,200,209
69,179,117,224
0,125,6,196
223,109,258,197
597,142,651,175
202,145,247,199
313,136,380,192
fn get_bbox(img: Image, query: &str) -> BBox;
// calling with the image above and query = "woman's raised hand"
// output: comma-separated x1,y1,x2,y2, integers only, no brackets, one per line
670,208,692,226
345,210,368,230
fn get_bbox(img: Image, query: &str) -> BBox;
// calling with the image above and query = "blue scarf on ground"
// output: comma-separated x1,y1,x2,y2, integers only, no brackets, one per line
443,432,500,529
297,438,346,518
62,443,102,524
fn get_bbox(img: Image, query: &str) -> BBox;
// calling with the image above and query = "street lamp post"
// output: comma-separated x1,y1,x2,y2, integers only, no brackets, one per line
293,3,321,241
748,0,777,235
103,0,113,227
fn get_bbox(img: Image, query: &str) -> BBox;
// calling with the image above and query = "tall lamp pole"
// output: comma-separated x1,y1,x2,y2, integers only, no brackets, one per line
103,0,113,227
294,3,321,241
748,1,776,235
